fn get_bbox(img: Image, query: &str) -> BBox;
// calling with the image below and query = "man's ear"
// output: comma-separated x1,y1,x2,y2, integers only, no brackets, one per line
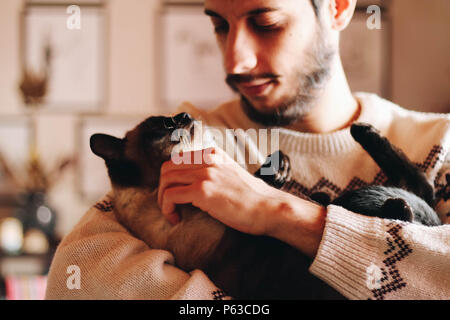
327,0,357,31
90,134,124,161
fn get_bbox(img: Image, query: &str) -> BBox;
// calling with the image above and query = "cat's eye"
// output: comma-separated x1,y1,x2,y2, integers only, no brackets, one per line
162,118,176,130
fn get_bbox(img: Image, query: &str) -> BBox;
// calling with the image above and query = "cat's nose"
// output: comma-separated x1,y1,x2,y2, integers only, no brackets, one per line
174,112,192,125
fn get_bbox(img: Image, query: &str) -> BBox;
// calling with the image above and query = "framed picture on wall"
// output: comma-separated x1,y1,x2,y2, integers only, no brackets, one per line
20,0,107,113
76,116,144,201
340,6,391,98
158,2,237,112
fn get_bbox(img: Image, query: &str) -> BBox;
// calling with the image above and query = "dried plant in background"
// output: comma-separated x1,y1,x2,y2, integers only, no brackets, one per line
0,153,20,189
19,69,48,106
0,148,75,194
19,40,52,108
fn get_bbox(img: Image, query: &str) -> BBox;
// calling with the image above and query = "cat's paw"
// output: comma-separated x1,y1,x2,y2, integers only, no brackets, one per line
310,192,331,206
350,123,388,153
380,198,414,222
350,122,380,140
254,151,291,189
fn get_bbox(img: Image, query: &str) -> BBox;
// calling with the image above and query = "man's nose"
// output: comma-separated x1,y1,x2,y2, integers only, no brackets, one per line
224,28,258,75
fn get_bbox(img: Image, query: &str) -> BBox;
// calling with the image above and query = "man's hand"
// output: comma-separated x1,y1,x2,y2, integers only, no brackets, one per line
157,147,327,258
158,147,279,236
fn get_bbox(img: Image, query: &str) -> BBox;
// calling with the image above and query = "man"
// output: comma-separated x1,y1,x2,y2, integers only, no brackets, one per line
46,0,450,300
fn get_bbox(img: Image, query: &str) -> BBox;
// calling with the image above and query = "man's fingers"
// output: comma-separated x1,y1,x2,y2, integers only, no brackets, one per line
157,147,233,225
157,168,210,208
161,148,217,175
161,184,203,222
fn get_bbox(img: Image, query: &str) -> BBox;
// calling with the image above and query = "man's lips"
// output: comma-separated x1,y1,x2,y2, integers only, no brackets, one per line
239,79,274,96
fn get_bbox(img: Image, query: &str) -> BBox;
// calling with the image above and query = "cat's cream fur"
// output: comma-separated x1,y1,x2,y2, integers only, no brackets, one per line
111,121,226,271
113,186,226,271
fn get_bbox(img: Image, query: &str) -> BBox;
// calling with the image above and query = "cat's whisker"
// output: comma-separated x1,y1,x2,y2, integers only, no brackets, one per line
181,134,191,150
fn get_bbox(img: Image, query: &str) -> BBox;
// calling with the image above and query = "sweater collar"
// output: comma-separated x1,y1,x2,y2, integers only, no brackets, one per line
230,92,391,156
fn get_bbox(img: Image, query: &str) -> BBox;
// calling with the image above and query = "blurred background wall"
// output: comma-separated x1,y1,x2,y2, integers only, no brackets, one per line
391,0,450,113
0,2,448,295
0,0,162,238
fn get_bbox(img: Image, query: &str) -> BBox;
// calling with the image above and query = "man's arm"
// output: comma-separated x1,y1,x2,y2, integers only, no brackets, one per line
159,148,450,300
308,205,450,300
45,193,229,300
268,189,450,300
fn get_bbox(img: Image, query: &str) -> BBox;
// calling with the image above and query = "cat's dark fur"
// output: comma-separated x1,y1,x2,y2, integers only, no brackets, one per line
90,113,440,300
255,123,441,227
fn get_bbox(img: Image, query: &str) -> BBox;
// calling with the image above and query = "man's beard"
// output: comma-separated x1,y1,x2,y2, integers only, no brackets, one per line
227,29,337,127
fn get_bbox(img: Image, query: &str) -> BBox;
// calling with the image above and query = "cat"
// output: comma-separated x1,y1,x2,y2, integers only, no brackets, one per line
255,123,441,227
89,113,440,299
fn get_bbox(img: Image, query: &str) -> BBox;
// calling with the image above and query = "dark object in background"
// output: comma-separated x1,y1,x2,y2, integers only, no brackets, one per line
0,277,6,300
0,193,59,300
14,192,57,246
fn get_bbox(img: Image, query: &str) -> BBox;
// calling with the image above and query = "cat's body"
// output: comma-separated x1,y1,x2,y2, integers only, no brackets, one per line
112,186,341,299
255,123,441,227
90,113,441,299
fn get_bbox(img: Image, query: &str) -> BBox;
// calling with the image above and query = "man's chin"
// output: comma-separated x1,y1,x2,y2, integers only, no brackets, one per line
241,96,271,110
240,95,308,127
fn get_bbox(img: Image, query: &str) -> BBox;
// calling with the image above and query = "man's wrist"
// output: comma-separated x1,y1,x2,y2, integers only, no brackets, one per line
264,191,327,258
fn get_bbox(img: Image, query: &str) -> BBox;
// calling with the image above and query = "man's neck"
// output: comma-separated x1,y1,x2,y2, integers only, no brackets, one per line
285,58,360,134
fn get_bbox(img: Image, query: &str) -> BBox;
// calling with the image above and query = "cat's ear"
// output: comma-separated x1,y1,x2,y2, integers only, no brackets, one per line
381,198,414,222
90,134,124,161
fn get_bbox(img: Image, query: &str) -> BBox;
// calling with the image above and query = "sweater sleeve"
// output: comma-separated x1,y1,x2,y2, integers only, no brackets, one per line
309,153,450,300
45,194,229,300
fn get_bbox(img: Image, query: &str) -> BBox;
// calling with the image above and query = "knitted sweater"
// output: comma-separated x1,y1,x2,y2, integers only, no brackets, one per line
45,92,450,300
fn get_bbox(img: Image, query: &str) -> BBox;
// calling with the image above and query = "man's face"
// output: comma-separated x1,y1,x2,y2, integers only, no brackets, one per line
204,0,336,126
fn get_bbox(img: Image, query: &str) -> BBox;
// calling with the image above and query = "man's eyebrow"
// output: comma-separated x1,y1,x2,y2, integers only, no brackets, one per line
204,7,280,19
204,9,223,19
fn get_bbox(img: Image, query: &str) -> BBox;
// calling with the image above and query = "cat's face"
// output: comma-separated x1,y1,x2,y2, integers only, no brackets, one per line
90,112,206,190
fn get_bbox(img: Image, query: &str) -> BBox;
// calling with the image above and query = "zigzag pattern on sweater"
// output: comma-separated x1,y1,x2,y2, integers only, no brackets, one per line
282,145,445,201
370,222,412,300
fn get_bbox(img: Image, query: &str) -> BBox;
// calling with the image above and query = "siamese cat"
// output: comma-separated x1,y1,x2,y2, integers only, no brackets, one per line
90,113,440,299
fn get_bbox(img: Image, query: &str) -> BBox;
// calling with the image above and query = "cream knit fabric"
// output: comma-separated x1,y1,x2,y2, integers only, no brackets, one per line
45,93,450,300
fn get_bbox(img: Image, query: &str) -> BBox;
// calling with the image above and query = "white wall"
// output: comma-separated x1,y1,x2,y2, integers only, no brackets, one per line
0,0,23,114
108,0,159,114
